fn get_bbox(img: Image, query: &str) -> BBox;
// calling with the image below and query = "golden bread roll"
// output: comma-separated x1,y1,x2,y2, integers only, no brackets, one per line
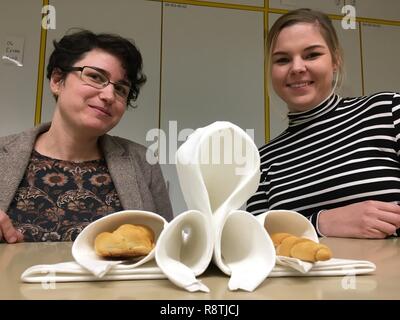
289,241,332,262
95,224,155,258
270,232,293,246
271,232,332,262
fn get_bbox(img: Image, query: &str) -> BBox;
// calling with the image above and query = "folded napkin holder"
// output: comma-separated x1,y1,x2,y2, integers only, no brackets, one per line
72,210,168,277
21,210,168,283
155,210,214,292
256,209,319,241
255,209,376,275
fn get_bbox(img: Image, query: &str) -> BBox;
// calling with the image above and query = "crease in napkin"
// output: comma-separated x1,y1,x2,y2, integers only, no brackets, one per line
21,260,166,283
155,210,213,293
156,121,276,292
215,210,276,292
270,258,376,277
276,256,313,273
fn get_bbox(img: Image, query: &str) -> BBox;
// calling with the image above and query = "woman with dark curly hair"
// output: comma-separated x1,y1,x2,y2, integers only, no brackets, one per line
0,30,173,243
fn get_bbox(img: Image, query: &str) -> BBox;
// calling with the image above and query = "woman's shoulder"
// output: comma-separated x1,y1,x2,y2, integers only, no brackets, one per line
342,91,399,102
0,125,43,147
339,91,399,109
0,131,22,145
101,134,158,166
257,129,290,159
106,135,147,150
102,134,148,155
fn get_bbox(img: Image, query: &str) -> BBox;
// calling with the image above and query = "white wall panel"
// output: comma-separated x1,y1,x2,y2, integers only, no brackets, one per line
361,23,400,94
269,0,344,15
161,3,265,214
0,0,42,135
196,0,264,6
349,0,400,21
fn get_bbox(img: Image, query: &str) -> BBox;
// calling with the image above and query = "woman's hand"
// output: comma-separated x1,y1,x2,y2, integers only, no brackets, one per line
318,200,400,238
0,210,24,243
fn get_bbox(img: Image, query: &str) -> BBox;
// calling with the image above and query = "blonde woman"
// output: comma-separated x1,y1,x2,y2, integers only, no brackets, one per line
247,9,400,239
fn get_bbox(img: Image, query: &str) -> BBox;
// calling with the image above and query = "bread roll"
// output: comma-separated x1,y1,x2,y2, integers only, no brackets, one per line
271,232,332,262
95,224,155,258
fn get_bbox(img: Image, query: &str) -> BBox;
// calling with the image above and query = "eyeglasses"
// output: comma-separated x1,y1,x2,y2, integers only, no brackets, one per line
62,66,131,100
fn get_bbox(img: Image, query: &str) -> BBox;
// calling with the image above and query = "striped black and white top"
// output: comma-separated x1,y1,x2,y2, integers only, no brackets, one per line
247,91,400,235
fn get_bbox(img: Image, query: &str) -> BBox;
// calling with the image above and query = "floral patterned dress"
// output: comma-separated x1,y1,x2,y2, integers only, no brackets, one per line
7,150,123,242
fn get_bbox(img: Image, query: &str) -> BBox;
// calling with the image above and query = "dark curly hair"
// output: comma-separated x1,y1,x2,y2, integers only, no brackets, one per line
46,29,146,108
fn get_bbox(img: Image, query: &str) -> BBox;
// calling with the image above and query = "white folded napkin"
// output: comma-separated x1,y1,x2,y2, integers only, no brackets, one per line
71,210,167,277
275,256,314,273
176,122,261,223
20,256,376,283
21,260,166,283
256,210,376,276
155,208,276,293
155,210,214,292
21,210,169,283
256,210,319,242
216,210,276,291
157,121,275,292
270,258,376,277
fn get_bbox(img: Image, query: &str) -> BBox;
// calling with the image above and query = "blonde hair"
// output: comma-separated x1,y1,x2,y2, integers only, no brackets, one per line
267,8,344,88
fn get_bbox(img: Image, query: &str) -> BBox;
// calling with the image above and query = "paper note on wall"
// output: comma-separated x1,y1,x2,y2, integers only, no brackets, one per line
2,36,24,67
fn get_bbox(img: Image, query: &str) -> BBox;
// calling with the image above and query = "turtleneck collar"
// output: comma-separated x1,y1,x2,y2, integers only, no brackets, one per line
287,93,341,128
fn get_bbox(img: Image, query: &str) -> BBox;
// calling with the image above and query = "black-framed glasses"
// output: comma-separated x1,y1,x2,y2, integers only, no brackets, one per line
62,66,131,100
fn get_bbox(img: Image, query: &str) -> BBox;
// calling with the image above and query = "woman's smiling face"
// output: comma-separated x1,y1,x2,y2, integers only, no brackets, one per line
50,49,129,136
271,22,338,113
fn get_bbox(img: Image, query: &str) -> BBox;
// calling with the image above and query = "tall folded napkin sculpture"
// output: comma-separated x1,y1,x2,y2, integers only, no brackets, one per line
155,121,276,292
21,121,376,289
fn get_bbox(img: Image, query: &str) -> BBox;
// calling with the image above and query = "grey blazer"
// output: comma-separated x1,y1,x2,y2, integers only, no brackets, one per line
0,123,173,221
